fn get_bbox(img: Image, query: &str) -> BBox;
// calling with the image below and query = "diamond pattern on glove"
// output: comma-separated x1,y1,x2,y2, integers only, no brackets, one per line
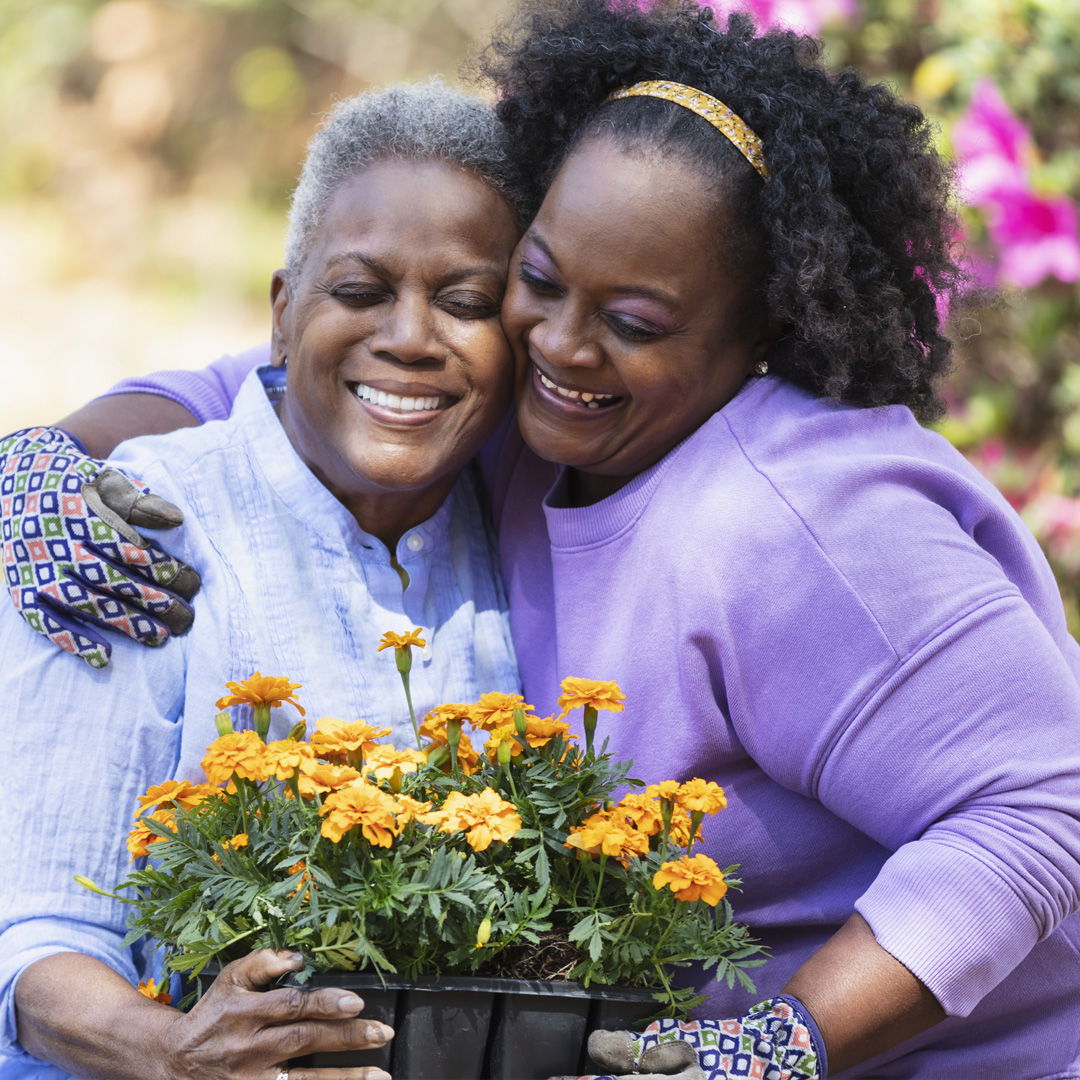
0,427,190,666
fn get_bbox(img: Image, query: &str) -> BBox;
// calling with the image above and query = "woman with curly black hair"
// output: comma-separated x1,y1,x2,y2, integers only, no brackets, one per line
3,3,1080,1078
477,3,1080,1078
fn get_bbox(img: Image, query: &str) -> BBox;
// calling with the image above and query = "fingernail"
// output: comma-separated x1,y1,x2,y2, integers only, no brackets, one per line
338,993,362,1012
289,952,304,963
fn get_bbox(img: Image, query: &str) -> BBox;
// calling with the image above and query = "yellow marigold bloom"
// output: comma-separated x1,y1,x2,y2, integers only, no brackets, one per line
320,782,403,846
136,780,220,815
675,779,727,816
377,628,426,652
222,833,249,851
287,859,317,902
565,815,649,866
137,978,172,1005
557,678,626,717
422,729,480,774
215,672,305,716
523,715,575,749
419,703,475,739
263,739,316,781
201,730,272,784
296,758,361,798
612,793,664,836
362,745,428,781
653,854,728,906
668,807,704,848
126,809,177,861
422,788,522,852
310,717,391,764
647,780,681,802
484,725,523,761
470,692,534,732
392,793,434,822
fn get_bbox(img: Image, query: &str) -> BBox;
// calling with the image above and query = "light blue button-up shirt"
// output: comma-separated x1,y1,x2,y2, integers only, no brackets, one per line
0,370,519,1076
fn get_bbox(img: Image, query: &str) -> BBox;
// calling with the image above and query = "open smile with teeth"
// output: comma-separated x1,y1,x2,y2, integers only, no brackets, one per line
537,368,621,409
350,382,450,412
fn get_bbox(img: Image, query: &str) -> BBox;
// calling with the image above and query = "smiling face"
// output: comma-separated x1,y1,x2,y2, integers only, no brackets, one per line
272,158,519,542
501,137,771,506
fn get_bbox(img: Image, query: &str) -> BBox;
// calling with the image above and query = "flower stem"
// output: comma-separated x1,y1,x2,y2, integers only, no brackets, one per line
583,705,597,759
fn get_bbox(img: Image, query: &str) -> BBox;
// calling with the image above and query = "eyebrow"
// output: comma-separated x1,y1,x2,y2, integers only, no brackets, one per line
324,251,505,283
524,230,680,311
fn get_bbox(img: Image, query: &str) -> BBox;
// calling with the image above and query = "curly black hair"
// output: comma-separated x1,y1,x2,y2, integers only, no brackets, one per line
474,0,964,420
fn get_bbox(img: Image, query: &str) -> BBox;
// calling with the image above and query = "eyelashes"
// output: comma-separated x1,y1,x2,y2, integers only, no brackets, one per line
518,263,664,342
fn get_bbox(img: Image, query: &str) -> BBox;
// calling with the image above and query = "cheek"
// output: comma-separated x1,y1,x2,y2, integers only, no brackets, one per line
499,279,535,344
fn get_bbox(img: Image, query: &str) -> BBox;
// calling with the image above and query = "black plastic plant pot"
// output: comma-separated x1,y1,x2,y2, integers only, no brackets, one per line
272,972,659,1080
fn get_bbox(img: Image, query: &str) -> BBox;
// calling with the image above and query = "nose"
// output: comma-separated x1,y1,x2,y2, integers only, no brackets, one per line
528,298,602,371
367,291,442,365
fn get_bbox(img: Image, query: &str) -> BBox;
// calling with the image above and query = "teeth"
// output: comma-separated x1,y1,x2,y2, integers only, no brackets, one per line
538,369,617,406
352,383,445,412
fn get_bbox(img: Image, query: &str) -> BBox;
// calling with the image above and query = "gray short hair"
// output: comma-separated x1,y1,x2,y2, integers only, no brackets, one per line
284,78,526,280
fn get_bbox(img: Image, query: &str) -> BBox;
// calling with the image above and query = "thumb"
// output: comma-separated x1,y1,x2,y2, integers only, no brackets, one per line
218,949,304,992
587,1029,640,1074
82,469,184,547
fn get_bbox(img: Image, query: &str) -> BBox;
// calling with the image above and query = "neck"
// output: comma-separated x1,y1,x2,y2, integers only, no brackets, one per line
565,467,635,508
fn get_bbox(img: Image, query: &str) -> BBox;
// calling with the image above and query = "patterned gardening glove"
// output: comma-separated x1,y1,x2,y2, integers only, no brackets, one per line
564,997,825,1080
1,427,201,668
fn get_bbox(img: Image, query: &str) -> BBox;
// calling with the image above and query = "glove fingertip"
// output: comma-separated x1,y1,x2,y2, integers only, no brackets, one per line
170,565,202,602
128,494,185,530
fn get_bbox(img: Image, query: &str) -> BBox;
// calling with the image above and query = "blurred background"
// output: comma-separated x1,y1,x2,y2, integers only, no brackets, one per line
2,0,1080,623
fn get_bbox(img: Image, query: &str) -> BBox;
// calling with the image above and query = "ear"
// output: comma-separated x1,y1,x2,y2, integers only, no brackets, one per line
270,270,291,367
750,310,785,364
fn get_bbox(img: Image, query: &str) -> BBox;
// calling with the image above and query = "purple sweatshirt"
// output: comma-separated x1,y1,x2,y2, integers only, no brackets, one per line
103,359,1080,1078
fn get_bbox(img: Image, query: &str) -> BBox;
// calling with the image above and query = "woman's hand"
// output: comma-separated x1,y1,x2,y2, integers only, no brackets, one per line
16,949,393,1080
159,950,394,1079
0,426,200,667
555,998,822,1080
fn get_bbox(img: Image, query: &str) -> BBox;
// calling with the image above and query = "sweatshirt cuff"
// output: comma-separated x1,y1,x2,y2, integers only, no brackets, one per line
855,839,1039,1017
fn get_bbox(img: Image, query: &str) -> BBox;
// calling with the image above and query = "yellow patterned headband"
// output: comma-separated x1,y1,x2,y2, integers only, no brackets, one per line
605,80,769,182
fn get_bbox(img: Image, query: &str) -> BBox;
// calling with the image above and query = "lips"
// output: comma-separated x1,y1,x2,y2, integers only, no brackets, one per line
532,365,623,410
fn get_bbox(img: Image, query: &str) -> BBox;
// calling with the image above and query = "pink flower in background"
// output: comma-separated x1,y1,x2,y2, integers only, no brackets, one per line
988,190,1080,288
952,80,1032,205
700,0,855,35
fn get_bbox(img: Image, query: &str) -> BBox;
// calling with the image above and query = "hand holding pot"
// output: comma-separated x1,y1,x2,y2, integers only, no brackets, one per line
160,950,395,1079
561,997,824,1080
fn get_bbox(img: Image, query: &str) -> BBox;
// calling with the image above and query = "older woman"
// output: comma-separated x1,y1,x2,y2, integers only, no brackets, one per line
7,2,1080,1078
0,80,524,1079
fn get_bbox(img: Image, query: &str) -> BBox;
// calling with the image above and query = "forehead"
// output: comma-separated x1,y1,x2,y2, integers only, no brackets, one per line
309,158,519,273
537,138,725,277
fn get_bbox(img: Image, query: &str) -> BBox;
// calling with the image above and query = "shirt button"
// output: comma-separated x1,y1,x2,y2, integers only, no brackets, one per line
406,533,424,552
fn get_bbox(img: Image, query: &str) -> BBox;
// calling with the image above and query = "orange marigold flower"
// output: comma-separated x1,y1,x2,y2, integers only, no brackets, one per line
484,725,523,761
215,672,305,716
136,780,220,815
419,703,475,739
137,978,172,1005
319,782,403,846
421,788,522,852
296,758,361,798
263,739,316,780
667,807,704,848
565,815,649,865
612,793,664,836
362,745,428,781
127,808,177,861
201,730,272,784
646,780,682,803
653,854,728,906
674,779,727,816
310,717,391,764
392,793,434,822
423,729,480,774
523,715,575,749
469,692,534,732
377,628,426,652
287,859,317,902
557,678,626,717
222,833,249,851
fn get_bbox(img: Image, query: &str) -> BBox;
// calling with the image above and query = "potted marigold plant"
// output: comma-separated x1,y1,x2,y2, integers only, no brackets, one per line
82,630,764,1080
